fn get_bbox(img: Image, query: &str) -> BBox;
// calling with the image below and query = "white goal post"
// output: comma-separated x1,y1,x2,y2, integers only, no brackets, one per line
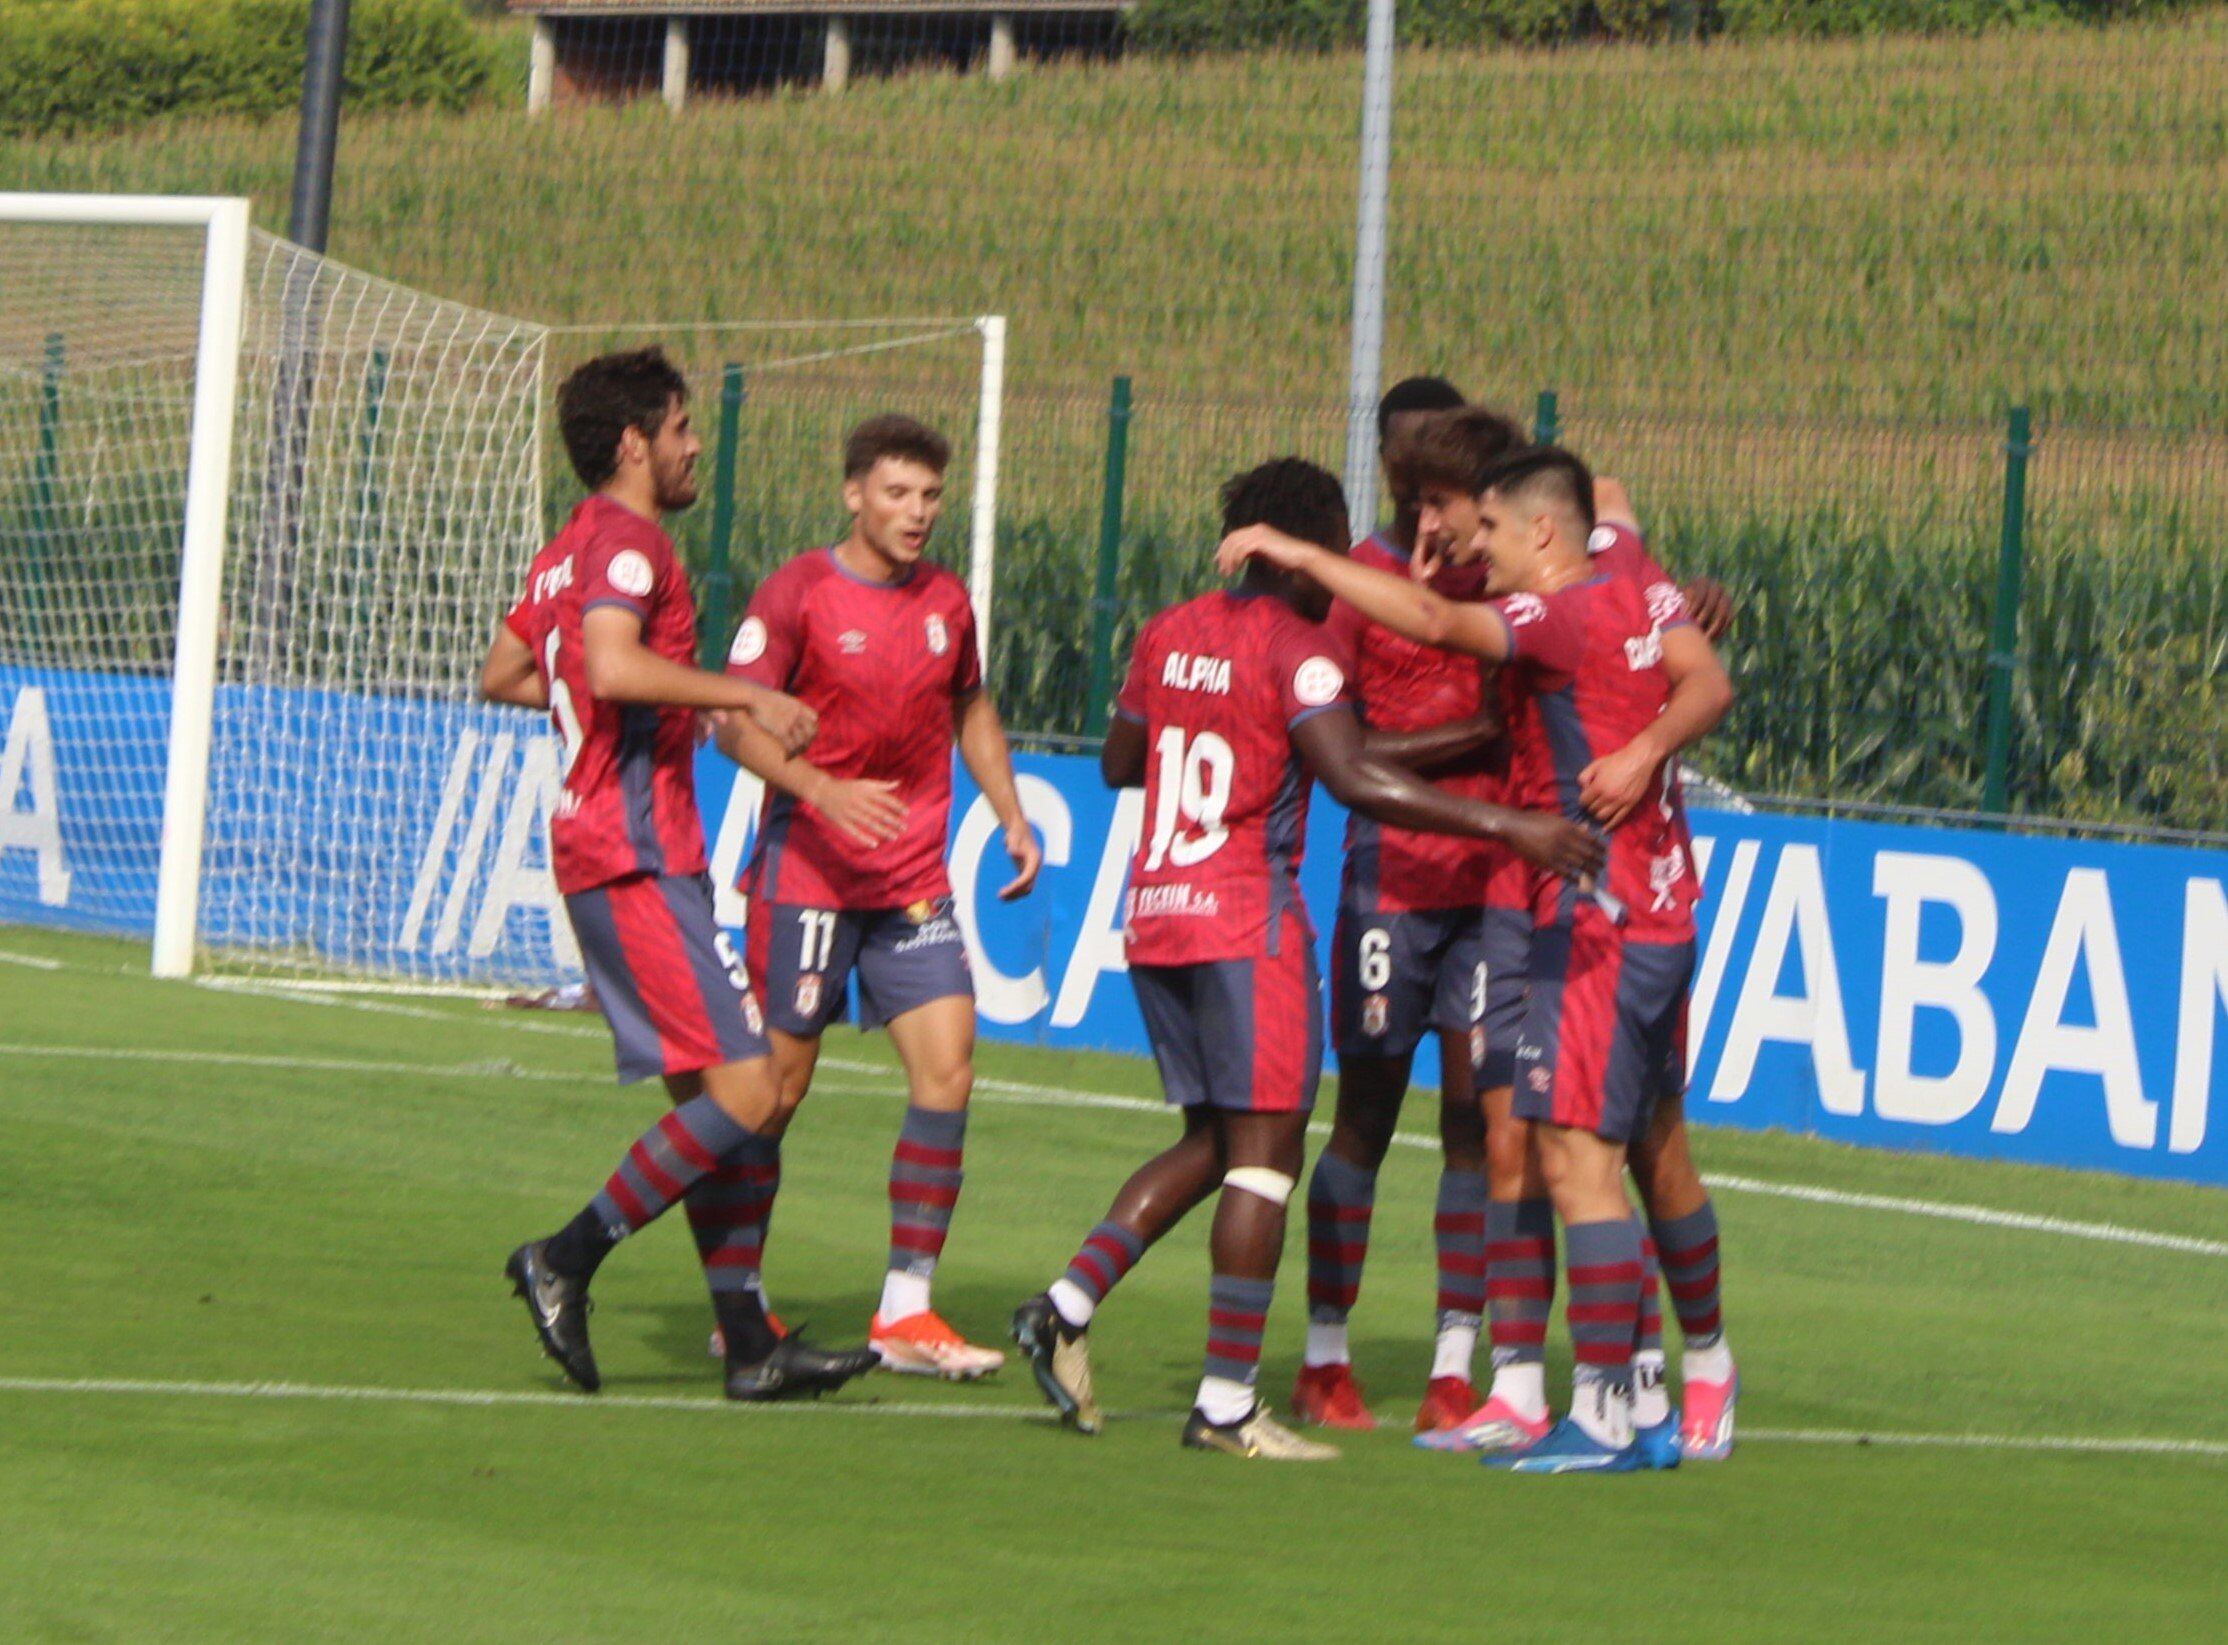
0,194,253,978
0,192,1007,988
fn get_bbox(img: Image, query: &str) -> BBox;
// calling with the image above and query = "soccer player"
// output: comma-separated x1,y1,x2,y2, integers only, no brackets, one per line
484,347,880,1402
1382,416,1742,1463
1011,457,1604,1460
1220,444,1735,1474
1293,387,1530,1436
713,414,1040,1380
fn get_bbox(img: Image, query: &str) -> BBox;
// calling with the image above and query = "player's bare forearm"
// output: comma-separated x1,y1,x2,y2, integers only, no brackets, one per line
1361,705,1503,777
479,624,546,710
954,689,1024,828
1641,624,1737,762
714,709,825,802
1220,530,1509,660
1100,715,1147,788
1292,707,1602,880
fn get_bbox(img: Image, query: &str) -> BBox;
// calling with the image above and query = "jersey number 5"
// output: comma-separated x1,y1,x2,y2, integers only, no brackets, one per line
1143,727,1234,872
544,630,585,778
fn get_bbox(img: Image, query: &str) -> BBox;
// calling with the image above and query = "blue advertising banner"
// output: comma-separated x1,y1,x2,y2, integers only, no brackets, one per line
4,669,2224,1186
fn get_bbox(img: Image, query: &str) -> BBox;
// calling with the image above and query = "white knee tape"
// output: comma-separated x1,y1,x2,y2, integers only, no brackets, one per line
1223,1167,1296,1207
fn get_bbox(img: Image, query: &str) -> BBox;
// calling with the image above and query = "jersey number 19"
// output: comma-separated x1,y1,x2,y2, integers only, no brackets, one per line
1143,726,1234,872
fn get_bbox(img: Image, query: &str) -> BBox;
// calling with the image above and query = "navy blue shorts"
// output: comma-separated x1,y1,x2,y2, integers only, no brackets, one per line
1330,904,1532,1086
1132,909,1323,1114
1512,911,1692,1145
566,871,769,1085
746,897,974,1037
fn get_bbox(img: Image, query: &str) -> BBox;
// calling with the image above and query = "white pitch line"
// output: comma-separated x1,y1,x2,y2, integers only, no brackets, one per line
1701,1175,2228,1260
1743,1427,2228,1460
0,947,65,970
0,1377,2220,1460
3,1039,2222,1263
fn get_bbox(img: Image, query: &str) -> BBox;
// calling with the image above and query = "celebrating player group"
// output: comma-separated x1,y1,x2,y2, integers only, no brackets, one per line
486,346,1741,1476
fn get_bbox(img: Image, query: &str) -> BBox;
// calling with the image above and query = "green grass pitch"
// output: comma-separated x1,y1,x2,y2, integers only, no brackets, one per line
2,925,2224,1643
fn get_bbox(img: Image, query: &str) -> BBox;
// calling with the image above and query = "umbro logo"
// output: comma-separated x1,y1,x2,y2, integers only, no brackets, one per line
839,630,868,654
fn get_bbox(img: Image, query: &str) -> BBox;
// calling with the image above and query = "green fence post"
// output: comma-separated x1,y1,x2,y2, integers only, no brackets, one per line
1084,374,1133,739
701,362,745,668
1981,405,2033,817
350,347,389,548
29,332,64,636
1534,387,1559,446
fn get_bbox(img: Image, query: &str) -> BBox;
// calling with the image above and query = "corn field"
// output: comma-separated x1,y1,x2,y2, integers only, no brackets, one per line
2,9,2223,832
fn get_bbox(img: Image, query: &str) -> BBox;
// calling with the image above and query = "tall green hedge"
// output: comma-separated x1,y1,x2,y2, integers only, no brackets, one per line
1125,0,2190,49
0,0,497,135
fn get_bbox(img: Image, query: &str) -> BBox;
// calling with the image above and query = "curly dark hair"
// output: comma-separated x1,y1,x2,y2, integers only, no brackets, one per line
1219,456,1350,552
557,347,688,489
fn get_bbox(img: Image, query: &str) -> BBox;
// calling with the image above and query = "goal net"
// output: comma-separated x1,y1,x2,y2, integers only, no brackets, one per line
0,195,1005,988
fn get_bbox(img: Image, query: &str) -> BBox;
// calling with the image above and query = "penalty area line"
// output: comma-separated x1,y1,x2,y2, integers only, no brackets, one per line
0,1377,2220,1459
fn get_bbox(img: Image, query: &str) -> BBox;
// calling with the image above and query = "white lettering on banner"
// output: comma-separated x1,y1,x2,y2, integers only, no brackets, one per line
399,730,573,969
1687,835,1756,1076
1710,843,1867,1115
709,768,763,927
951,775,1072,1026
0,688,70,906
1873,852,1999,1126
470,736,577,969
1996,869,2152,1148
2172,879,2228,1155
1052,787,1143,1028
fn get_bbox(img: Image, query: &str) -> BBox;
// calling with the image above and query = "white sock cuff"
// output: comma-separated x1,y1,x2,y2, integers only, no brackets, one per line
1223,1167,1296,1206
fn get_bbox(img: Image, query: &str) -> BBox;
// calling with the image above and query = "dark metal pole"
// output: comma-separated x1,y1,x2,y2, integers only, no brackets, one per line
1534,388,1560,446
1085,374,1133,739
290,0,352,252
701,364,745,668
1981,405,2033,817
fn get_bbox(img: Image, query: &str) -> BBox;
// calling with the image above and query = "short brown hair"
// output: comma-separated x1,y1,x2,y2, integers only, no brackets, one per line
1384,405,1522,498
1482,443,1596,533
843,414,951,480
557,347,687,489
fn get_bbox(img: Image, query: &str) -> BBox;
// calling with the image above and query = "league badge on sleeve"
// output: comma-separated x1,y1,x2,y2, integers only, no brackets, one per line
730,616,768,665
608,549,655,598
1294,656,1345,707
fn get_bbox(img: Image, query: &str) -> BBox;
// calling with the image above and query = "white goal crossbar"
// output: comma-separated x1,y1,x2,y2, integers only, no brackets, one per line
0,193,252,978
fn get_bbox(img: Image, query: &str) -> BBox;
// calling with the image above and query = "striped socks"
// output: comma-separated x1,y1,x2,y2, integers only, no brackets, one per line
1049,1220,1146,1327
548,1095,759,1280
1564,1217,1643,1448
1485,1197,1557,1372
881,1105,966,1319
1199,1273,1276,1423
1652,1203,1724,1348
684,1135,781,1362
1303,1151,1376,1362
1433,1169,1489,1378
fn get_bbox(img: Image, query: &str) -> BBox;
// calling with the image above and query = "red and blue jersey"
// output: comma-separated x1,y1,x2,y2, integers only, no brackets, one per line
1588,520,1691,632
1115,590,1354,967
1325,532,1522,913
503,495,707,895
1490,576,1697,942
726,547,982,910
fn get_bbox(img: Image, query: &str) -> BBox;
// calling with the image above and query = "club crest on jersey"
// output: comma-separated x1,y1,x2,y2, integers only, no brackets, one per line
1502,593,1547,628
607,549,655,598
839,629,868,655
1361,993,1390,1037
730,616,769,665
1293,656,1345,708
925,614,949,656
794,973,824,1019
